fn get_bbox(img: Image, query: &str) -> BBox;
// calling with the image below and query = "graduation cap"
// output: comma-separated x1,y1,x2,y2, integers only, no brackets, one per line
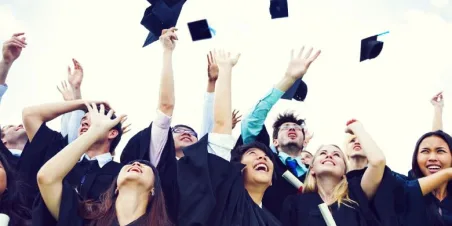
281,79,308,101
269,0,289,19
187,19,214,41
141,0,186,47
359,31,389,62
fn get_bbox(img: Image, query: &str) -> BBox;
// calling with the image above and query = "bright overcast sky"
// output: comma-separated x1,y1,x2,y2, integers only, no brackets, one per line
0,0,451,173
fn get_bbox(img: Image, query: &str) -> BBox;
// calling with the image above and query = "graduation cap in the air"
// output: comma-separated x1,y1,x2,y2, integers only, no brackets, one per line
187,19,215,41
360,31,389,62
281,79,308,101
269,0,289,19
141,0,186,47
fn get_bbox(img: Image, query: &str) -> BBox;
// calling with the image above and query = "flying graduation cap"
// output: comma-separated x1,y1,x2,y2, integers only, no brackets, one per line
281,79,308,101
270,0,289,19
141,0,186,47
360,31,389,62
187,19,215,41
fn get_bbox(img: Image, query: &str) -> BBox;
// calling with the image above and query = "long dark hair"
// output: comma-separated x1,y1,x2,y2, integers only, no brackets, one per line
0,152,32,226
410,130,452,226
79,160,173,226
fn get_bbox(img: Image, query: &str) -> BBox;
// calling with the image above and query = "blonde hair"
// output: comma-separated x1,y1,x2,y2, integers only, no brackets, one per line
303,144,358,208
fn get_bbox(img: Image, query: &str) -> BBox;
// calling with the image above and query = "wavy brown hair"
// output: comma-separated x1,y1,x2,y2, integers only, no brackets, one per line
79,160,173,226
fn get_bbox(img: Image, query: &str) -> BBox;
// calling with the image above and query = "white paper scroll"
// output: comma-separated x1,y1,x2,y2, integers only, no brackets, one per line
318,203,336,226
0,214,10,226
282,170,304,192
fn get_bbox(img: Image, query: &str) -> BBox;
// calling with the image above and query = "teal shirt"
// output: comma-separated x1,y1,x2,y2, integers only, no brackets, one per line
242,88,307,177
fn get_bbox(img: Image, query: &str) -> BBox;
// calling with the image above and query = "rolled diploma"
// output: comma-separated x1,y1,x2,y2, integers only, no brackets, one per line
282,170,304,192
0,214,10,226
318,203,336,226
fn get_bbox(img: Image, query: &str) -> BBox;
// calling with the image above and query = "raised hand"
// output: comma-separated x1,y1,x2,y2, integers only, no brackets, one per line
304,129,314,145
207,51,219,82
232,109,242,129
84,103,125,136
213,49,241,69
121,117,132,134
67,58,83,89
285,46,321,80
2,32,27,64
431,91,444,108
57,81,74,101
345,119,363,135
159,27,178,51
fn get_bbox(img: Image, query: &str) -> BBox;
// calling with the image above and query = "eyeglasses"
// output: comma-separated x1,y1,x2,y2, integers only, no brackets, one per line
279,124,303,131
172,128,198,137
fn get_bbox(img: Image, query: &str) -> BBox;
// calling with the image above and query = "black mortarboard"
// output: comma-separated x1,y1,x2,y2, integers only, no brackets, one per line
141,0,186,47
281,79,308,101
187,19,213,41
269,0,289,19
360,31,388,62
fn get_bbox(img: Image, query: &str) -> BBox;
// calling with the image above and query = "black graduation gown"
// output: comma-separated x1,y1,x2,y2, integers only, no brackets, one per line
32,180,146,226
18,123,122,202
0,142,19,169
281,168,379,226
178,134,282,226
120,123,179,222
234,125,306,219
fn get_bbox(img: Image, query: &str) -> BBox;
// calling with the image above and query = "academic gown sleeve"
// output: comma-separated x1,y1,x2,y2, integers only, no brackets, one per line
0,142,19,169
233,125,270,150
178,134,281,226
32,180,85,226
16,123,68,208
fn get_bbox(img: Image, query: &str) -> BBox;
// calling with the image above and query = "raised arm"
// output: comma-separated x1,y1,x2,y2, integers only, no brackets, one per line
36,103,124,220
346,120,386,199
0,33,27,102
212,50,240,135
241,47,321,144
418,168,452,195
430,92,443,131
199,51,218,138
59,59,85,143
22,99,96,141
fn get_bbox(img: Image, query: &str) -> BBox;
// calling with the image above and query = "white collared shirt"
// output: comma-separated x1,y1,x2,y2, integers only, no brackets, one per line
9,149,22,157
78,152,113,168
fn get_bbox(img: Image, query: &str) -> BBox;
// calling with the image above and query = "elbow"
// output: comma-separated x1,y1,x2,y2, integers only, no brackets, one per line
369,156,386,168
159,103,174,115
37,169,59,186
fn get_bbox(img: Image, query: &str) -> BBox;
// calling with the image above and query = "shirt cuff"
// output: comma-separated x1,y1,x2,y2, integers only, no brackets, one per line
204,92,215,102
264,87,285,104
0,84,8,99
207,133,235,161
154,109,172,129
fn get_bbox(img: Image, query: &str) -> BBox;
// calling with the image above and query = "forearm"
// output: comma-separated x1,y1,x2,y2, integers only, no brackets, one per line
200,92,214,138
158,50,175,115
213,67,232,134
0,60,12,85
274,75,297,93
418,169,452,195
72,87,82,99
432,106,443,131
207,80,216,92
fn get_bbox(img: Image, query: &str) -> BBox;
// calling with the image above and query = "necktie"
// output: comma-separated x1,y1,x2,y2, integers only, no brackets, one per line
285,157,298,177
77,158,99,193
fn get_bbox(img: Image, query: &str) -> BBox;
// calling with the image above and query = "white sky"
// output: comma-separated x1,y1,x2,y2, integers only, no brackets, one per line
0,0,451,174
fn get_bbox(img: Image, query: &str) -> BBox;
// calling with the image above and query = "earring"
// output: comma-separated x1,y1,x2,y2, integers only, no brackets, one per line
151,190,155,196
114,188,119,195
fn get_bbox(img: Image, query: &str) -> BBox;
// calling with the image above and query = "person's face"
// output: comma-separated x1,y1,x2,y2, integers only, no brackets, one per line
172,126,198,151
273,122,304,150
417,136,452,176
310,145,347,178
117,161,155,193
78,112,118,141
301,151,313,165
241,148,274,187
1,124,26,146
346,136,366,158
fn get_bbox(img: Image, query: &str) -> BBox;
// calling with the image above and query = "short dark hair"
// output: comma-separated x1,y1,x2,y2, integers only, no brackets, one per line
231,141,277,181
83,104,122,153
272,112,305,140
